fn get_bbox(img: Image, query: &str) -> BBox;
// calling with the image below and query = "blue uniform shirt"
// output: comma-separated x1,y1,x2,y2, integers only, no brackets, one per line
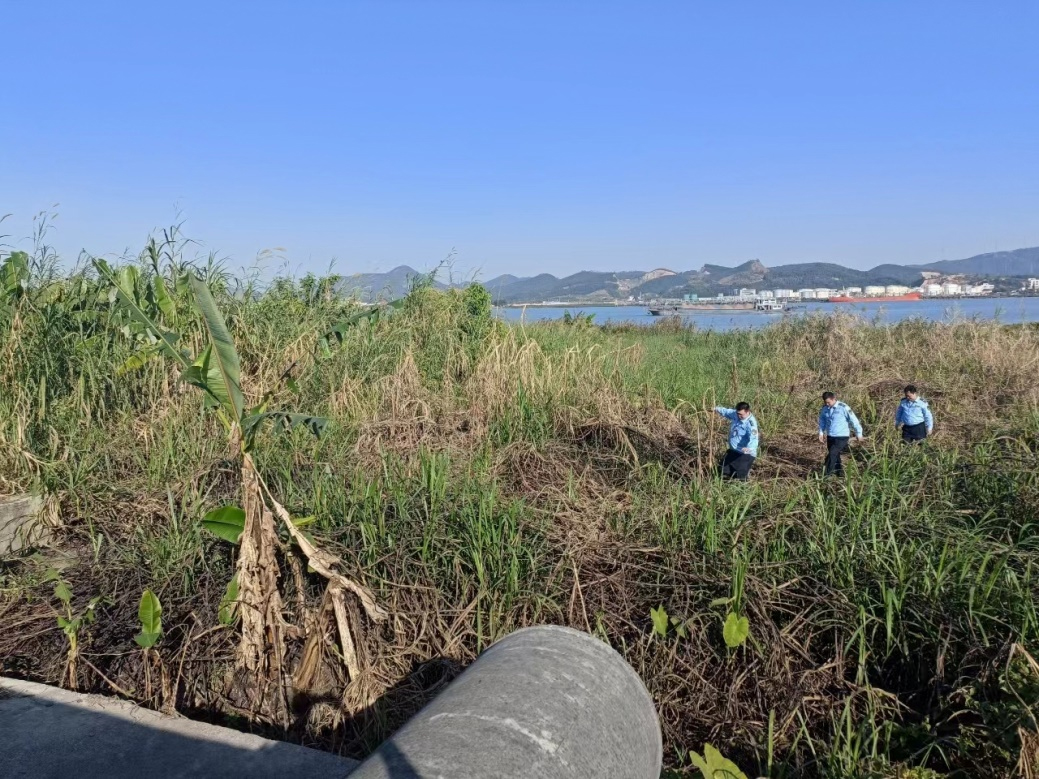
818,401,863,438
714,407,760,457
896,397,933,431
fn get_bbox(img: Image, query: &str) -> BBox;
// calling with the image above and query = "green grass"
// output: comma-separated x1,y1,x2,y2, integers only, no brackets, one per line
0,234,1037,777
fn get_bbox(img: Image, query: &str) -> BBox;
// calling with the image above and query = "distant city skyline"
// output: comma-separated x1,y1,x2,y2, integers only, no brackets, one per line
4,2,1039,279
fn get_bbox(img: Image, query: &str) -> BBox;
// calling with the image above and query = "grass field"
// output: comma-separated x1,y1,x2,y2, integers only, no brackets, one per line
1,232,1037,777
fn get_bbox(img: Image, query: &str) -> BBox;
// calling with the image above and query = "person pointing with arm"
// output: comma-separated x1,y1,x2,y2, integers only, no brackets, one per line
713,402,759,481
818,391,863,477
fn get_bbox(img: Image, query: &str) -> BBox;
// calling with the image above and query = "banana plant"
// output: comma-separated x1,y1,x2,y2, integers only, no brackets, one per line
94,258,322,445
92,258,183,375
0,250,30,309
91,227,198,374
44,568,102,691
93,256,386,718
316,297,404,358
142,230,185,322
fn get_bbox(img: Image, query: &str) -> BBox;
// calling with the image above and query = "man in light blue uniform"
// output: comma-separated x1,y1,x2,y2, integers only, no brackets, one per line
713,402,759,480
818,391,864,476
895,384,934,444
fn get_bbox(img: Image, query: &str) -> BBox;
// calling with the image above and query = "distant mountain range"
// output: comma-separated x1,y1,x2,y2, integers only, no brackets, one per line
907,247,1039,276
335,247,1039,303
335,266,447,300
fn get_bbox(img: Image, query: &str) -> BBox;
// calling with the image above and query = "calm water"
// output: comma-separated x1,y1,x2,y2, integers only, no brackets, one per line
498,297,1039,331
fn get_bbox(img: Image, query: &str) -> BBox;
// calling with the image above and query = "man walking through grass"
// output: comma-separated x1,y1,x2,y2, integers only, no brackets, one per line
818,391,863,477
713,402,759,481
895,384,933,444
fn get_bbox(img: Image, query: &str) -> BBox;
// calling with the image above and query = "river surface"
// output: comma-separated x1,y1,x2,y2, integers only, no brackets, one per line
497,297,1039,331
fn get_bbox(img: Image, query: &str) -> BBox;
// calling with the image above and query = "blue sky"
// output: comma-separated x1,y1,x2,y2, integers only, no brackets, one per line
3,1,1038,278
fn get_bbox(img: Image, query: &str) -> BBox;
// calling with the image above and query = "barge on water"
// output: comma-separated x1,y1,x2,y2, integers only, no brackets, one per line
648,300,787,315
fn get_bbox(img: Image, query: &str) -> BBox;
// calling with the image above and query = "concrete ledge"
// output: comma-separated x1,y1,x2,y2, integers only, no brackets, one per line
0,677,358,779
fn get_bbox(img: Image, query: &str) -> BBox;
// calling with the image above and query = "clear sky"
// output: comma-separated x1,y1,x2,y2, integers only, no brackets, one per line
4,1,1038,279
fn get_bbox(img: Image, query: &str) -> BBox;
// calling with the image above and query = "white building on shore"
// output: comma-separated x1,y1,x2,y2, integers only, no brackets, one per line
742,280,999,300
967,283,995,295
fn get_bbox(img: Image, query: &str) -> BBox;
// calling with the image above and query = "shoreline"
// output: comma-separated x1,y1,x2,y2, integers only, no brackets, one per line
499,294,1032,308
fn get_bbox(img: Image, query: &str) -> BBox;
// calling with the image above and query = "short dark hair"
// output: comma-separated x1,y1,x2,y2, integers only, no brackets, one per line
904,384,917,394
822,391,835,401
735,401,750,412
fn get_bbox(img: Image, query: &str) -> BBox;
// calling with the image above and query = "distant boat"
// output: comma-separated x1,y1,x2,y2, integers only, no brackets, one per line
647,300,785,316
828,292,923,303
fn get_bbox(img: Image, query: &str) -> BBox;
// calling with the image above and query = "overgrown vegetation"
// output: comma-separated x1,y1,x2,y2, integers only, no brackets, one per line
1,224,1037,777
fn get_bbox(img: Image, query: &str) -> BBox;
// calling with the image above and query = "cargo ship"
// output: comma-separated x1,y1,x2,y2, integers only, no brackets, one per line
828,292,922,304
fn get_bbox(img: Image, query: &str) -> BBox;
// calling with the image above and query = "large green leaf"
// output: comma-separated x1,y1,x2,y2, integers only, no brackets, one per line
117,344,164,375
319,306,381,348
179,345,228,409
188,274,244,421
151,274,176,321
1,251,30,298
134,589,163,648
202,505,245,544
35,281,64,307
174,271,191,297
241,411,327,451
317,298,404,356
116,266,140,301
93,258,187,368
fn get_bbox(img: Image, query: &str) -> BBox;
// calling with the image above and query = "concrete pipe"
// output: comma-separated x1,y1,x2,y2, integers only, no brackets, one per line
349,625,661,779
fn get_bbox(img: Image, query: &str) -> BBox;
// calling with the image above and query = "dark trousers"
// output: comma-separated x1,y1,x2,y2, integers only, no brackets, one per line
901,422,928,444
824,436,849,476
720,448,755,481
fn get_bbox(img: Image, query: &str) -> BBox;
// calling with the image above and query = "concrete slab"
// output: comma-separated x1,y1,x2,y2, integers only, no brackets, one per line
0,677,358,779
0,494,49,556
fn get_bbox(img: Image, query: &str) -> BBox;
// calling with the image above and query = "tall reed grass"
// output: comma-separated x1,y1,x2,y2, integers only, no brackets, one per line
0,230,1037,777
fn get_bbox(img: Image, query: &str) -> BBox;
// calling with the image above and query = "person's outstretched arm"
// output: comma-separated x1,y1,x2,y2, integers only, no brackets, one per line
714,406,738,422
